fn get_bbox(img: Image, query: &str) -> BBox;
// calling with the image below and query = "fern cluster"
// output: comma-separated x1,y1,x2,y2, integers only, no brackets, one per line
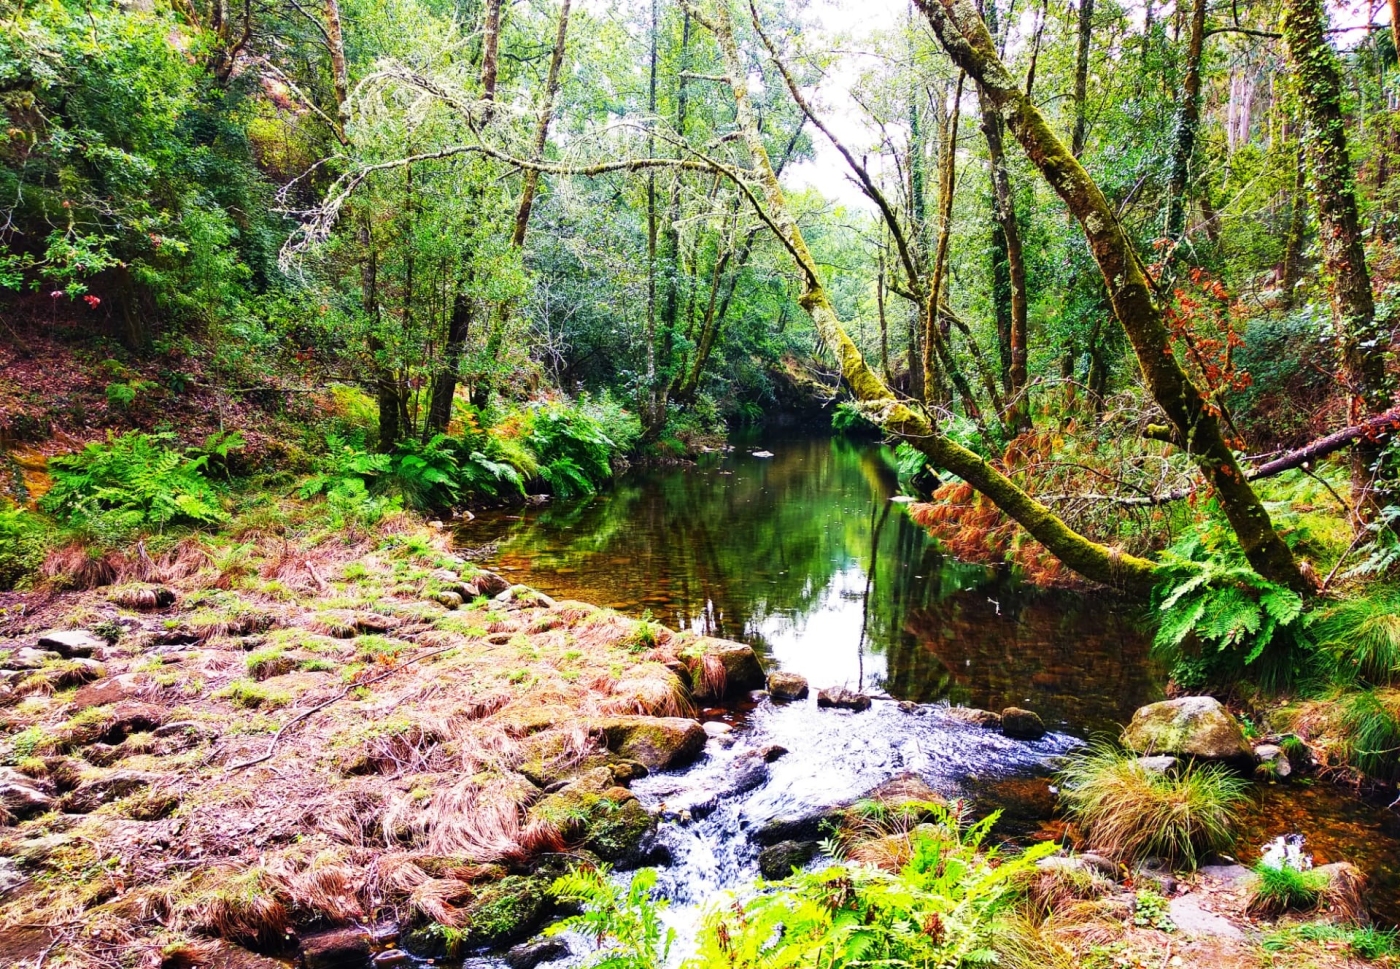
555,807,1053,969
40,431,233,540
529,405,617,499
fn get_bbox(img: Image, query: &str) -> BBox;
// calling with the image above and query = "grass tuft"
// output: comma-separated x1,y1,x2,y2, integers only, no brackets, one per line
1055,740,1249,868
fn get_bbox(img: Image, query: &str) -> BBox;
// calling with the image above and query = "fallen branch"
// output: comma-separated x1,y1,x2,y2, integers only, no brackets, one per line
226,641,463,771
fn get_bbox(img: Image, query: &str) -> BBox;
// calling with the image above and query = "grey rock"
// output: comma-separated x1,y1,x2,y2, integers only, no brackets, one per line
767,671,809,701
0,777,54,820
1254,743,1292,779
61,770,152,813
8,648,60,670
37,630,104,658
434,591,463,610
1136,755,1181,776
817,687,871,712
759,840,818,880
1122,696,1252,762
504,939,569,969
1001,707,1046,740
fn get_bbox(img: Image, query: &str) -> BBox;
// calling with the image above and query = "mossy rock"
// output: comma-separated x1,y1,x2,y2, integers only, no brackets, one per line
404,875,552,955
1122,697,1251,763
685,638,765,698
528,769,657,865
596,716,705,771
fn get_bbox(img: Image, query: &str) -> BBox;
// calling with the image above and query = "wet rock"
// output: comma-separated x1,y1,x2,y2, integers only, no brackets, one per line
372,951,412,969
1000,707,1046,740
703,721,734,739
1122,696,1252,763
61,770,151,813
767,671,809,701
702,639,767,696
505,939,569,969
816,687,871,712
528,770,656,864
759,840,817,879
897,700,919,714
0,857,28,900
865,772,945,808
37,630,104,658
300,926,372,969
598,716,706,771
759,744,788,762
1253,744,1292,780
751,810,836,846
1136,755,1181,775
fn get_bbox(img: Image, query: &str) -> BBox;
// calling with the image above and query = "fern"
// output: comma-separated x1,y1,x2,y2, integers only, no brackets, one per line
530,405,616,495
299,434,392,499
549,867,673,969
41,431,227,539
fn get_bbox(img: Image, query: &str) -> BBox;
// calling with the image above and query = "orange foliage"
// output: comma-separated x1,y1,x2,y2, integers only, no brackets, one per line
908,479,1073,588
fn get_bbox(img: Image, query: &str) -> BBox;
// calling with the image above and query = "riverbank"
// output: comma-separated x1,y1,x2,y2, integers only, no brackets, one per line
0,509,1395,969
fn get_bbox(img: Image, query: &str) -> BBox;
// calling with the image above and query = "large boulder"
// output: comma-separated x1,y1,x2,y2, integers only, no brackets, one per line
598,717,706,771
1122,696,1252,762
701,639,766,696
759,840,817,879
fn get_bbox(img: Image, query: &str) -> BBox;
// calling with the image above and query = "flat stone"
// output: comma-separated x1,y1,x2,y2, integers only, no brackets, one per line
37,630,104,658
817,687,871,711
300,926,372,969
767,671,809,701
597,717,706,771
1001,707,1046,739
504,938,569,969
61,770,152,813
8,648,60,670
1123,696,1252,762
1167,894,1245,940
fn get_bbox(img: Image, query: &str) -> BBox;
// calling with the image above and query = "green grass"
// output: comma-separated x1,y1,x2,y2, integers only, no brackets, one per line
215,679,289,710
1335,688,1400,782
1313,590,1400,685
1262,922,1398,958
1055,740,1250,868
1247,861,1329,915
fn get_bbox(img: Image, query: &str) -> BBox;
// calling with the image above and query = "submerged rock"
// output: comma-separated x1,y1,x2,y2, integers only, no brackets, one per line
1123,696,1252,762
945,706,1001,729
816,687,871,711
759,840,817,879
1000,707,1046,740
598,716,706,771
300,926,372,969
767,671,809,701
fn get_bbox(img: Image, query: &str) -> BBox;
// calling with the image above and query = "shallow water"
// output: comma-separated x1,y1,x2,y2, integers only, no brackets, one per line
456,434,1162,735
448,433,1400,963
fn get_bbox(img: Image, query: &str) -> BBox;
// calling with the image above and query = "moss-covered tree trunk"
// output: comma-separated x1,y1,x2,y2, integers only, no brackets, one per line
694,0,1158,597
1164,0,1204,241
916,0,1307,592
1282,0,1391,495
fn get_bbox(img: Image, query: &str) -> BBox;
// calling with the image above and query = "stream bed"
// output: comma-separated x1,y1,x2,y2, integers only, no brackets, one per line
453,433,1400,960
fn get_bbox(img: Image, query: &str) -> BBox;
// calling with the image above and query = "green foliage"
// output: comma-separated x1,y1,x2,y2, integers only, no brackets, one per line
1055,740,1249,868
1312,590,1400,686
556,811,1054,969
831,401,879,437
0,506,45,590
1333,688,1400,782
41,431,229,540
1151,532,1308,688
529,405,617,498
1263,922,1399,959
1132,888,1176,931
1248,861,1329,914
550,867,673,969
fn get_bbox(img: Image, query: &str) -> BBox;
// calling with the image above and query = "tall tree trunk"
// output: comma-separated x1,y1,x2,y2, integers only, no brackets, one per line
511,0,573,247
1282,0,1391,497
922,74,964,406
697,0,1157,596
907,5,930,401
480,0,502,111
917,0,1306,592
325,0,350,138
1165,0,1205,241
1280,126,1308,308
1070,0,1094,157
977,0,1029,430
878,253,892,383
424,291,472,437
643,0,660,434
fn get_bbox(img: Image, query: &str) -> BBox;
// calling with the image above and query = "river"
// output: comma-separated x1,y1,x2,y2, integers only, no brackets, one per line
453,432,1400,955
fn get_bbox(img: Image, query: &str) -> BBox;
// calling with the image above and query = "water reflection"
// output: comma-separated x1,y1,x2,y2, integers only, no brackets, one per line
455,435,1163,735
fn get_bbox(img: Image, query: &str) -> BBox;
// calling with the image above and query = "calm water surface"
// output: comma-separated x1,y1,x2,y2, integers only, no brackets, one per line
457,434,1161,735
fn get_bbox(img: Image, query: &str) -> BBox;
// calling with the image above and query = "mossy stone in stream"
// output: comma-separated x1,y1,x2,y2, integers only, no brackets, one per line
403,875,552,956
597,716,705,771
759,840,817,879
1123,697,1251,763
528,768,657,864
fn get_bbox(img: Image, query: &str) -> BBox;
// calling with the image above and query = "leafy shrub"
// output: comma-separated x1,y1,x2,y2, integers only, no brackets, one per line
1152,532,1309,689
41,431,229,539
831,401,879,437
1055,740,1249,868
1247,861,1329,915
0,506,45,590
549,867,673,969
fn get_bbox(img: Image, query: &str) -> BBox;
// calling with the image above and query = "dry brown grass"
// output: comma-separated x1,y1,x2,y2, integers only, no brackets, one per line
600,663,695,718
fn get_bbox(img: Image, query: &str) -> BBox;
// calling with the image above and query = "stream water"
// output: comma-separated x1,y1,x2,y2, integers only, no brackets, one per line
452,433,1400,961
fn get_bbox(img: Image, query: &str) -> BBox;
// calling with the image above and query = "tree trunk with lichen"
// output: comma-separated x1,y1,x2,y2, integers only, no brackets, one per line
1164,0,1204,241
916,0,1306,593
1282,0,1390,497
695,0,1157,597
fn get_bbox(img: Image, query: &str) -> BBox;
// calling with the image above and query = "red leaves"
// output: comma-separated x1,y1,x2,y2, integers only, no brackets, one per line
1165,269,1253,397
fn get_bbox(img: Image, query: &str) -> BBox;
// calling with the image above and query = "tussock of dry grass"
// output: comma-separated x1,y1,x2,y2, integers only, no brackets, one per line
600,662,695,718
